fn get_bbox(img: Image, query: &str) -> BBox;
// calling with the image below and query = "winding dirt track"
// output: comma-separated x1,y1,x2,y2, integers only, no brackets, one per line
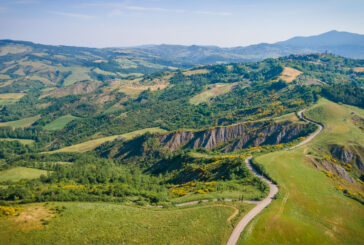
226,109,323,245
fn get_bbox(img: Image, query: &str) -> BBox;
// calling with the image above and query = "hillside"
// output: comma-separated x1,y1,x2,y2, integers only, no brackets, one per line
1,31,363,95
239,99,364,244
0,52,363,244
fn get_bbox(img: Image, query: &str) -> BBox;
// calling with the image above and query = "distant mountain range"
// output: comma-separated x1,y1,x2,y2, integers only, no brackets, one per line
128,30,364,64
0,30,363,93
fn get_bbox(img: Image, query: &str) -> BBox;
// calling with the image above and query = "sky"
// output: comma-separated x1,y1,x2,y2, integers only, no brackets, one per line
0,0,363,48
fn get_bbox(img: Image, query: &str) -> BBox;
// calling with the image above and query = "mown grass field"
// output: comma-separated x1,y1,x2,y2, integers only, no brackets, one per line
0,138,35,145
0,202,252,245
0,115,40,128
51,127,167,153
44,115,78,131
238,99,364,244
0,167,49,182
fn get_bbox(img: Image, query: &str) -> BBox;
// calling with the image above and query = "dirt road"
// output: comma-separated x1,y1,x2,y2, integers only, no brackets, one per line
226,109,323,245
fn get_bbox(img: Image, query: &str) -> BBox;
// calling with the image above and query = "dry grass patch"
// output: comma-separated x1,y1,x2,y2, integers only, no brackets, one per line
10,204,55,231
183,69,210,76
50,127,167,153
353,67,364,72
190,83,238,105
279,67,302,82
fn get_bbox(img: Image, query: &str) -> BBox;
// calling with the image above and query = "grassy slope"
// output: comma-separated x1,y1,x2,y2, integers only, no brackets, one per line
0,138,34,145
238,99,364,244
0,202,252,245
0,93,24,105
52,127,167,153
0,167,48,182
0,115,40,128
190,83,237,105
44,115,78,131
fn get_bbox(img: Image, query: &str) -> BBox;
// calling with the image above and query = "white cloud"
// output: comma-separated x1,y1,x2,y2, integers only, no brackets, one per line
50,11,94,19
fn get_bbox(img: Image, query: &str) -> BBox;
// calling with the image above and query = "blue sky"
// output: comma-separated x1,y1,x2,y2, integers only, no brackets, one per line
0,0,363,47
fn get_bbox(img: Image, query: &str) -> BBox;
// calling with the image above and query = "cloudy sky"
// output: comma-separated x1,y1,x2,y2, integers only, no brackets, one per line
0,0,363,47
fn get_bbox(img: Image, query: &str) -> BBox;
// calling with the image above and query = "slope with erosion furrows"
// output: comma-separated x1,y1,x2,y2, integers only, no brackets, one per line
97,119,317,162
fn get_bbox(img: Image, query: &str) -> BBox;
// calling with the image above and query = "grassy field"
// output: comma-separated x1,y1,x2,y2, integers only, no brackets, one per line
0,201,252,245
0,115,40,128
0,138,35,145
0,93,25,105
51,127,167,153
183,69,210,76
0,167,49,182
60,67,92,86
238,99,364,244
44,115,78,131
279,67,302,82
190,83,238,105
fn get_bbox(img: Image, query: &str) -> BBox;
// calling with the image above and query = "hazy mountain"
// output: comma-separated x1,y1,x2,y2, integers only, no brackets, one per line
133,30,364,63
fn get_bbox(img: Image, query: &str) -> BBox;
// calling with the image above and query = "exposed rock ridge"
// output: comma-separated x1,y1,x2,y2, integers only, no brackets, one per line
160,121,311,152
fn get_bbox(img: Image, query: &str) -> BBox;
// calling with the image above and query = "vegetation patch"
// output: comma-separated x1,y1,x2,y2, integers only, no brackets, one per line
44,115,78,131
190,82,238,105
52,127,166,153
0,202,250,245
278,67,302,82
0,138,35,145
0,167,49,182
183,68,210,76
0,115,40,128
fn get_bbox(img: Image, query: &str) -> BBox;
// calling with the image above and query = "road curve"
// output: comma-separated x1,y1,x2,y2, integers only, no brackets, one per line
226,109,323,245
226,156,278,245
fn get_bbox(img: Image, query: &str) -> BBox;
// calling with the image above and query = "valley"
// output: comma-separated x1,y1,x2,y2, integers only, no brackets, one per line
0,37,363,244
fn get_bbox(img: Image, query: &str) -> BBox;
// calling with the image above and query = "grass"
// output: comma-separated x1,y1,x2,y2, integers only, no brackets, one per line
353,67,364,72
0,138,35,145
60,67,92,86
183,69,210,76
51,127,167,153
0,93,25,105
238,99,364,244
190,83,238,105
0,115,40,128
44,115,78,131
279,67,302,82
273,112,299,123
172,188,265,204
0,201,252,245
0,167,49,182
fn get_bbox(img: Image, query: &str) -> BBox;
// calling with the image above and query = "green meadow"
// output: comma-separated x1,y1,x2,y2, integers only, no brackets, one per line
0,167,49,182
44,115,78,131
0,202,252,245
238,99,364,244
